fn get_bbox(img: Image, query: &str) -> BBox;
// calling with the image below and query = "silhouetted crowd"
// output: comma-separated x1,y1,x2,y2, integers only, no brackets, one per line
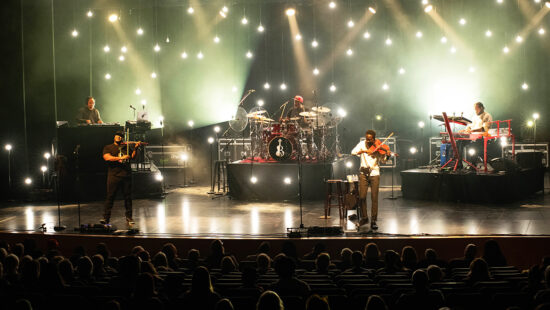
0,238,549,310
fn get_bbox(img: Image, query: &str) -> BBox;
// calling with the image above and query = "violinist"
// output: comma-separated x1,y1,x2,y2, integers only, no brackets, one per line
351,130,394,230
100,131,142,229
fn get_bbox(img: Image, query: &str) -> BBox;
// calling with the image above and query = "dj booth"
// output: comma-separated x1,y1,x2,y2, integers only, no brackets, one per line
55,124,162,201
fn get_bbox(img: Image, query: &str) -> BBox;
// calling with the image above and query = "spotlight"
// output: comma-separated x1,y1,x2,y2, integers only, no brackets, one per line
214,36,220,43
295,34,302,41
346,48,353,56
24,177,32,185
516,35,523,43
459,18,466,25
286,8,296,16
86,10,93,17
40,165,47,172
503,46,510,53
385,38,392,45
422,0,428,4
539,28,545,35
418,121,425,128
257,24,265,32
108,14,118,23
313,68,319,75
137,28,144,35
398,67,405,74
450,46,457,53
347,19,354,28
188,120,195,127
527,120,534,127
424,4,433,12
250,176,258,183
533,112,540,120
197,51,204,59
219,11,227,18
469,66,476,73
155,173,163,181
546,1,550,7
241,17,248,24
44,152,51,159
264,82,270,89
337,108,347,117
222,6,229,13
280,83,287,90
181,51,188,59
154,44,160,52
118,55,125,61
121,46,127,53
409,147,418,154
284,177,291,184
180,154,189,161
151,72,157,79
522,82,529,90
208,137,214,144
232,86,237,92
5,144,12,151
376,115,382,121
329,1,336,9
468,148,476,156
441,36,447,43
497,0,503,3
187,7,194,14
103,45,110,52
105,73,111,80
329,84,336,92
364,31,371,39
141,99,146,105
416,31,423,38
135,88,141,95
311,40,319,47
500,137,508,147
159,116,164,123
485,30,492,37
382,83,389,91
246,50,253,58
368,7,376,14
214,126,221,133
71,29,78,37
345,161,353,168
165,37,170,43
257,99,264,106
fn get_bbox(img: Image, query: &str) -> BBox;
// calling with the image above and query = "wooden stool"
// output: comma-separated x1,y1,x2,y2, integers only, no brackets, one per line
324,179,345,219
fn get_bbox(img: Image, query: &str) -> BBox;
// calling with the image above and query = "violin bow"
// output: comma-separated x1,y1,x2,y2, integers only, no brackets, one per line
371,132,394,153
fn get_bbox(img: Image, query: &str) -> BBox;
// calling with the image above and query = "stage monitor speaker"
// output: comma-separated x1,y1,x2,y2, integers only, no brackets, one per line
516,152,544,169
490,157,520,172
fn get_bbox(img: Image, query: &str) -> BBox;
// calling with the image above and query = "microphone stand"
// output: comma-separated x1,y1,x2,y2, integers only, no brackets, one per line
130,106,136,121
74,145,82,230
53,168,66,231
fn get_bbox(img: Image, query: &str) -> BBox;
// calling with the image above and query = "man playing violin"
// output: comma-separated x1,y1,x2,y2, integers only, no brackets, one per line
100,131,142,228
351,130,394,230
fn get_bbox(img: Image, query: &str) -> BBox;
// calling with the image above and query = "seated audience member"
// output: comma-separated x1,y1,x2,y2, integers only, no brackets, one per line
256,290,284,310
91,254,107,280
257,253,272,275
246,241,271,261
364,243,385,269
365,295,388,310
449,243,477,269
310,253,333,275
417,248,447,269
281,240,300,264
75,256,95,285
237,266,264,298
20,258,40,290
221,256,237,274
216,298,235,310
179,266,221,310
337,247,353,271
58,259,75,285
182,249,201,270
427,265,445,283
482,239,507,267
395,269,445,310
306,294,330,310
162,242,183,270
109,255,141,291
464,258,492,286
269,254,311,298
303,242,327,260
129,272,164,310
206,239,238,269
4,254,20,286
534,266,550,308
344,251,370,274
377,250,406,274
152,251,173,272
401,246,418,271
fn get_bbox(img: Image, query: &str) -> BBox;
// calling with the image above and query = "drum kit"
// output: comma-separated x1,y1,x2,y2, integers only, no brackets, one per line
244,104,343,161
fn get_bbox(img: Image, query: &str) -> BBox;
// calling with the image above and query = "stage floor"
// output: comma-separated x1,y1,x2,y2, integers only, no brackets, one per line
1,178,550,237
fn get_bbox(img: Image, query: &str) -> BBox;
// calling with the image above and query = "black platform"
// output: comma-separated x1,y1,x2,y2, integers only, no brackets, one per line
227,159,347,201
401,168,545,203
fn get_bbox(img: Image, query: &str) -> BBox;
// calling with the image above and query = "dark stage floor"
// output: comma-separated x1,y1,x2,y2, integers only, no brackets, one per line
1,176,550,237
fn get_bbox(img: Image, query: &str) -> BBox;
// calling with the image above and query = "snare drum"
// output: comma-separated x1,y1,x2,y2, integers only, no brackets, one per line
270,123,282,135
283,123,297,135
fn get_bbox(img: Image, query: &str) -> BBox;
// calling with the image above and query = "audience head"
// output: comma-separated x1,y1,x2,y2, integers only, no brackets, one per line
191,266,214,294
119,255,141,278
464,243,477,260
468,257,491,282
96,242,111,260
257,253,271,271
221,256,236,274
216,298,235,310
427,265,444,283
131,245,145,256
483,239,506,266
315,253,331,272
5,253,19,274
281,241,298,260
401,246,418,268
257,241,271,255
141,261,158,275
13,243,24,258
210,240,225,256
256,290,284,310
340,248,352,262
162,242,178,259
424,248,437,261
274,254,296,279
152,251,169,269
411,269,429,291
188,249,200,262
21,258,40,285
91,254,105,273
306,294,329,310
365,295,388,310
76,256,93,279
58,259,74,283
364,242,381,261
14,299,33,310
383,250,402,271
351,251,364,268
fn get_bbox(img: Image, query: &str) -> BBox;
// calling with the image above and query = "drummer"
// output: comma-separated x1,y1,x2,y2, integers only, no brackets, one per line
283,95,310,129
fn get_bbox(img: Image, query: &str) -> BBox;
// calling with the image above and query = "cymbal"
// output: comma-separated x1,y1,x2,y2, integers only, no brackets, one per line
299,111,317,117
246,110,267,117
312,106,331,113
288,117,301,121
261,117,274,122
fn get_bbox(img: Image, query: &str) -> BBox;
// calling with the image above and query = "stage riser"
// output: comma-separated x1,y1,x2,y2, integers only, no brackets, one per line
401,168,544,203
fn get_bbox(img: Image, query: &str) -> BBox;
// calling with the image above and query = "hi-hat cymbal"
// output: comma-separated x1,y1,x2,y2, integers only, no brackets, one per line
312,106,331,113
299,111,317,117
288,117,301,121
246,110,267,117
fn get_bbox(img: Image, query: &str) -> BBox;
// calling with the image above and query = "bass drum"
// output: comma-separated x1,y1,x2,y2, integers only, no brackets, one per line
268,136,294,161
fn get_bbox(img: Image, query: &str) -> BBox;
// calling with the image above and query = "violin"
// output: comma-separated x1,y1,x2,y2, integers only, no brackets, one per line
363,132,399,157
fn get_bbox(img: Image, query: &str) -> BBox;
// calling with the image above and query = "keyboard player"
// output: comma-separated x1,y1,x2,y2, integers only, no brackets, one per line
76,96,103,125
457,102,493,167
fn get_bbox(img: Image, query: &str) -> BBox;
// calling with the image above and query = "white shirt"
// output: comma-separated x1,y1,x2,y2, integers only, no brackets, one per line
467,111,492,132
351,140,380,176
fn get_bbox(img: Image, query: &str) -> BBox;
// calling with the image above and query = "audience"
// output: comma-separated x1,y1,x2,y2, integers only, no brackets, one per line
395,269,445,310
179,266,221,309
364,242,385,269
344,251,370,274
305,294,330,310
256,290,284,310
449,243,477,269
417,248,447,269
482,239,507,267
401,245,418,271
365,295,388,310
269,254,310,298
464,257,492,286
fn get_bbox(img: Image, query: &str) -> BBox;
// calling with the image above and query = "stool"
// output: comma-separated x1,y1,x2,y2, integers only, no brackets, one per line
324,179,345,219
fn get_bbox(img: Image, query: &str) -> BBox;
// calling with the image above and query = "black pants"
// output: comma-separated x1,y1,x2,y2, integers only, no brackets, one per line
103,174,132,222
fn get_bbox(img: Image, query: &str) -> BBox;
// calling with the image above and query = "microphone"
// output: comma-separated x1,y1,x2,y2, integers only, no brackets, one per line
130,105,136,110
